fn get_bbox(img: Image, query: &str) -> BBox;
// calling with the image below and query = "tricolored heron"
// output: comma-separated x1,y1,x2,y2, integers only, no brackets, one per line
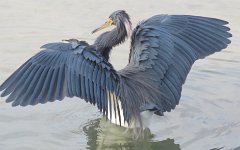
0,10,232,132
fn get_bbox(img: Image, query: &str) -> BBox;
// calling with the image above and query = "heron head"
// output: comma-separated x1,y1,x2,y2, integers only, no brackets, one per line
92,10,131,35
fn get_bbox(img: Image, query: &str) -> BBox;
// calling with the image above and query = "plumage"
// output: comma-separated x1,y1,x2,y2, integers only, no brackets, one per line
0,10,231,133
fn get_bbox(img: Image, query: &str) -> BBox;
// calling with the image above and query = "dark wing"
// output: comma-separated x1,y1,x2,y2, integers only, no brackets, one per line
0,42,120,120
119,15,232,115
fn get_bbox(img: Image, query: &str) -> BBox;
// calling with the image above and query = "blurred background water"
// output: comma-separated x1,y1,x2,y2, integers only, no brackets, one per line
0,0,239,149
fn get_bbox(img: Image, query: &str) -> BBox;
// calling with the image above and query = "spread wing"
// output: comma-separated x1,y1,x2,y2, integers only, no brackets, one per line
0,42,121,120
119,15,232,115
0,14,232,128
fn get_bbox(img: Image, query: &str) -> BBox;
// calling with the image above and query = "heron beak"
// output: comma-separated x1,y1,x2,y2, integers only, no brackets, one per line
92,18,113,34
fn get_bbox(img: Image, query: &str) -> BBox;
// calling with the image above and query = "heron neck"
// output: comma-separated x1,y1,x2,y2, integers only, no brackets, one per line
94,20,131,61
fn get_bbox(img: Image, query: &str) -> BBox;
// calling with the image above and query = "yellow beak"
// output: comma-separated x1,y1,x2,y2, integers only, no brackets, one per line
92,18,113,34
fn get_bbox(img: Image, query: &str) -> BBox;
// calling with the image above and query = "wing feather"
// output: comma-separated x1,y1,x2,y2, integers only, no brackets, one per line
0,42,120,122
120,14,231,115
21,66,44,106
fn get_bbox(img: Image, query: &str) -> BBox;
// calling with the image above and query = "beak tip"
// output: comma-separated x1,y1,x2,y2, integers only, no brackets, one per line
91,19,112,34
91,29,97,34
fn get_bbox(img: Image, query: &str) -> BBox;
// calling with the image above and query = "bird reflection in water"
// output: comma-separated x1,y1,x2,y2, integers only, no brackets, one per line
83,118,180,150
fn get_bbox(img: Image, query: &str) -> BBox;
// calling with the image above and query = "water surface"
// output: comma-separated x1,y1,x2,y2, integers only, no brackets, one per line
0,0,240,149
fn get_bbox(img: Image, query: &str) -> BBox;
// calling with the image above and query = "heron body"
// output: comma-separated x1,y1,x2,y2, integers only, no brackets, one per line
0,10,231,131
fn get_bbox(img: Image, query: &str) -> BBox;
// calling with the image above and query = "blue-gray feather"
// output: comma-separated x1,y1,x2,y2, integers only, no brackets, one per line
119,15,231,120
0,42,120,122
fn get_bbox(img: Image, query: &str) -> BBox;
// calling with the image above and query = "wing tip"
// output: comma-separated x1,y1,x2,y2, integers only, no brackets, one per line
1,90,9,97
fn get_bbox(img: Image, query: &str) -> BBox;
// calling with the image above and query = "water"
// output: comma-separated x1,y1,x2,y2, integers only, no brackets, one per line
0,0,240,149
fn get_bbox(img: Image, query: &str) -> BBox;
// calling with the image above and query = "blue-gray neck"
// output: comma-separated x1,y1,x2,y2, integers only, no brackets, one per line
93,19,132,61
